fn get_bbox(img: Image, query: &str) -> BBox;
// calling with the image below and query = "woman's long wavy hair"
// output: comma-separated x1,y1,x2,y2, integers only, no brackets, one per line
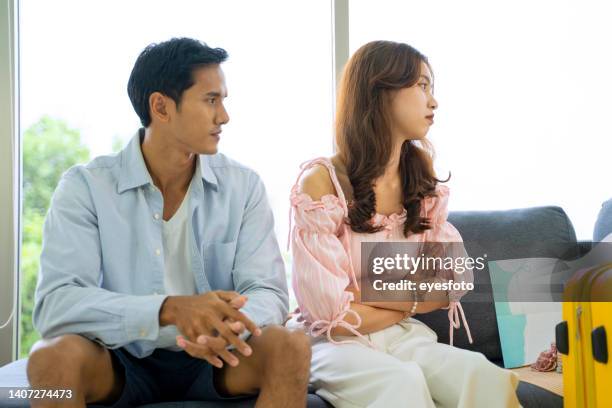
335,40,449,237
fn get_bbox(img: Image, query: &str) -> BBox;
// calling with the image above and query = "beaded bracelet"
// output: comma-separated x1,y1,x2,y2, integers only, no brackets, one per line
410,289,418,315
410,300,418,315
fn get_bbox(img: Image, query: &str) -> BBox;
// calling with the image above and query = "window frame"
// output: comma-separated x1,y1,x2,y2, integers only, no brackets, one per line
0,0,21,366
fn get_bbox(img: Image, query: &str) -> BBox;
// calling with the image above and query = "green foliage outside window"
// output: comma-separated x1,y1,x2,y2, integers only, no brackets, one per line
20,116,89,357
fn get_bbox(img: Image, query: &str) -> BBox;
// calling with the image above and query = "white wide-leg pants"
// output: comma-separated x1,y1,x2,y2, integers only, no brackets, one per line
292,317,521,408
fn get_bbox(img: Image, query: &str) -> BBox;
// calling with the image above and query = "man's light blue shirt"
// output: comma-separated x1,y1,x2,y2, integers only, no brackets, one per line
33,129,289,358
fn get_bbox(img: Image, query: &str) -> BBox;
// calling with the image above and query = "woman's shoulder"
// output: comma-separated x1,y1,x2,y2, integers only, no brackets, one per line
293,155,348,200
299,162,336,201
330,155,353,201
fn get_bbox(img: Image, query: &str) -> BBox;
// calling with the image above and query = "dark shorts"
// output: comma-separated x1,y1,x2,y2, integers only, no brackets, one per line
91,347,249,408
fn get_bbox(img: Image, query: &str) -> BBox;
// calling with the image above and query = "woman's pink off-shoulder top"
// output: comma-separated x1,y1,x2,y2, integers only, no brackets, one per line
289,157,474,347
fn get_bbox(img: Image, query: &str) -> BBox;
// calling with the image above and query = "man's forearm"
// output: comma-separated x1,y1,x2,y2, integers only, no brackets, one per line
237,289,288,329
33,285,167,347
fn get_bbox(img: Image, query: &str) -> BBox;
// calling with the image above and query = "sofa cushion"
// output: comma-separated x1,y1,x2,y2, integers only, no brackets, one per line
0,358,560,407
0,359,330,408
139,394,331,407
516,381,563,408
0,359,28,408
594,198,612,241
416,206,578,363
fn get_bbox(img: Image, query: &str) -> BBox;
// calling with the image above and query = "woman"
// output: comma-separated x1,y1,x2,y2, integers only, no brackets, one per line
286,41,520,407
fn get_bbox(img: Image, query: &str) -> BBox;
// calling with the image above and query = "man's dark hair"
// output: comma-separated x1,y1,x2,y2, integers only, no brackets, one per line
127,37,228,127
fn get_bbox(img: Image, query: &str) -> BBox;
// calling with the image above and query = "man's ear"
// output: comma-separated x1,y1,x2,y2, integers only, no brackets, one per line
149,92,173,123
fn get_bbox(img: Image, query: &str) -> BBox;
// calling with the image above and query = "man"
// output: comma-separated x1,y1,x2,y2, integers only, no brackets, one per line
27,37,310,407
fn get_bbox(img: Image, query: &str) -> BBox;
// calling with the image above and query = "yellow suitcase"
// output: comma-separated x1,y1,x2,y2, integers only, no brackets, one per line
590,268,611,408
556,263,611,408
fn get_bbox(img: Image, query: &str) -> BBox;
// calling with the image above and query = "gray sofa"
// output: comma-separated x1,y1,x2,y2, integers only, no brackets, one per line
594,198,612,241
2,203,607,407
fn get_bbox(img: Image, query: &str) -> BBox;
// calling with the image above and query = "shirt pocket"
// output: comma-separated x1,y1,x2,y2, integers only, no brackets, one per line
202,240,238,291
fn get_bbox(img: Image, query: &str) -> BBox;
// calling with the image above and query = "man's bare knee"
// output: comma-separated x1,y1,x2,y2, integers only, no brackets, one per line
215,326,312,398
265,326,310,354
258,326,311,371
241,326,310,406
28,335,92,382
27,334,120,405
285,330,311,361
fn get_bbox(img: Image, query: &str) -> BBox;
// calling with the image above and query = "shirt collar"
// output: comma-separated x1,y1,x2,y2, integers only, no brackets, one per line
118,128,218,194
198,153,218,190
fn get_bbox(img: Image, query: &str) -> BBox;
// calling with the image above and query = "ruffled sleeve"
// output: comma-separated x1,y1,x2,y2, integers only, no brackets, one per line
289,160,368,345
422,185,474,345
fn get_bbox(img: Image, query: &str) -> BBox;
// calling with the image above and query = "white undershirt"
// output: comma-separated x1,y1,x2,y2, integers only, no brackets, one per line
161,182,197,296
158,182,197,350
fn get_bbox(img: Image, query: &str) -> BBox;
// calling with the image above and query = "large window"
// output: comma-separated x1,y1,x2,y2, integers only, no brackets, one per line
6,0,610,360
350,0,612,239
18,0,333,357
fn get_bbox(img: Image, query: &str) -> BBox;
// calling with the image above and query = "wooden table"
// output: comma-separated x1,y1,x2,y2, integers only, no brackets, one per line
511,365,563,397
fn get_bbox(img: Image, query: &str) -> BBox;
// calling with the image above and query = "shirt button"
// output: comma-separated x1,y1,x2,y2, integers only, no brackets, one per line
155,248,161,256
140,329,147,337
154,213,160,220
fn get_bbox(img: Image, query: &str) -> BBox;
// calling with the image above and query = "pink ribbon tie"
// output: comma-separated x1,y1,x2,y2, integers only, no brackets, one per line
447,301,473,346
309,308,375,348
